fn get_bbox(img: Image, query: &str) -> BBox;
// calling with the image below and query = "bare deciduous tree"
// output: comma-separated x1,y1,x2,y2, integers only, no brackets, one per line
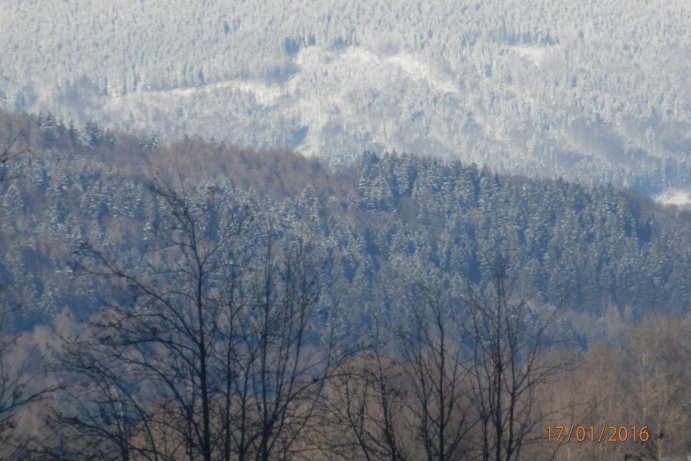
462,262,564,461
325,279,475,461
0,130,29,182
50,178,342,461
323,324,409,461
397,282,474,461
0,129,49,460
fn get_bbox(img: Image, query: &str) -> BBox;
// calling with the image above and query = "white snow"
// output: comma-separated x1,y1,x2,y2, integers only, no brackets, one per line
108,78,283,107
655,188,691,208
385,53,458,94
2,0,690,188
510,46,548,66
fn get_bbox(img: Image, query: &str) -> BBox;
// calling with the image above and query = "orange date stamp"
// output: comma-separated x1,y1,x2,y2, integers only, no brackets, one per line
546,425,650,444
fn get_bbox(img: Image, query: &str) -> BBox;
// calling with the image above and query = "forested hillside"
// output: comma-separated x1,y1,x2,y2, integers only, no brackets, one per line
0,112,690,460
2,0,690,193
1,110,689,330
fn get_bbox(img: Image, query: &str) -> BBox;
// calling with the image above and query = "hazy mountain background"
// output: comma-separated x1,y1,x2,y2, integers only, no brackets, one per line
2,0,690,199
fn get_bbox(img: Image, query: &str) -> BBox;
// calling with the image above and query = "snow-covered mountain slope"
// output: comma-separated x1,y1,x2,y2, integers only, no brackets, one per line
1,0,690,190
655,188,691,209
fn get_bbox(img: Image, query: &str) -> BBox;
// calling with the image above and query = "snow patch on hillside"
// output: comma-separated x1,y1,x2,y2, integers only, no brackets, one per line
283,46,462,157
385,53,458,94
511,45,548,66
108,78,283,107
655,188,691,208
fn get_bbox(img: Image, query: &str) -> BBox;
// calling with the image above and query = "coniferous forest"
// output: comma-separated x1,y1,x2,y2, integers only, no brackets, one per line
0,110,690,460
